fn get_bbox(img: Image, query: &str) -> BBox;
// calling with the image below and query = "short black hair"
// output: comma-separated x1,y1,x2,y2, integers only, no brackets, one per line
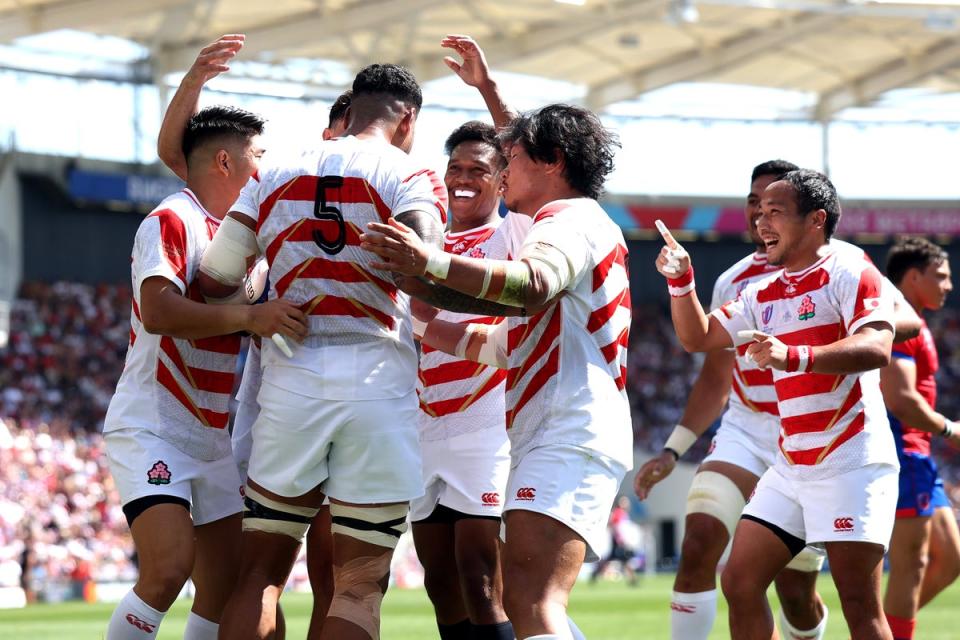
445,120,505,169
499,104,619,200
777,169,841,239
752,159,799,183
328,90,352,129
181,105,264,162
351,64,422,110
886,236,948,285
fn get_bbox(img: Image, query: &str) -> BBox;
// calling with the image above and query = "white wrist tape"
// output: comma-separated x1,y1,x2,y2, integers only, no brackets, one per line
664,424,698,458
425,248,452,280
796,345,812,373
200,215,258,287
411,317,427,339
454,327,472,359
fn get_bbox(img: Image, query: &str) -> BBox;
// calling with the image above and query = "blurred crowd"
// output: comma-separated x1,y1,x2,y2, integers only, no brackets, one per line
2,280,960,597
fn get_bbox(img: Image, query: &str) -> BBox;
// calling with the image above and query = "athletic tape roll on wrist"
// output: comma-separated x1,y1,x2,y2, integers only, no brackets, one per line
667,265,695,297
786,345,814,373
425,247,452,280
664,424,698,458
943,419,955,439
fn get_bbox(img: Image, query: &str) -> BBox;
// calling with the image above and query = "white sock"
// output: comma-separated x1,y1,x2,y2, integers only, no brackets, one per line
183,611,219,640
106,589,165,639
568,615,587,640
670,589,717,640
778,603,829,640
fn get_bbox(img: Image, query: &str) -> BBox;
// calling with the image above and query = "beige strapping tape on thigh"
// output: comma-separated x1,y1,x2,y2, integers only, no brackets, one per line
330,503,409,549
327,552,392,640
785,545,825,572
686,470,747,537
242,485,320,541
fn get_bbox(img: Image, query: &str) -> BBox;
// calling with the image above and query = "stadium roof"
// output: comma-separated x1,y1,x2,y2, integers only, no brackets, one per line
3,0,960,118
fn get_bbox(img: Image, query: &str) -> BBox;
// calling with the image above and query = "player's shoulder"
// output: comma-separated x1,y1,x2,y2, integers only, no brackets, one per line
826,246,878,283
716,252,768,287
141,191,199,231
533,197,603,224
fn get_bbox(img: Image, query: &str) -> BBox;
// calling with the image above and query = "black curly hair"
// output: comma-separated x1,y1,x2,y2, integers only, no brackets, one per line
498,104,619,200
777,169,842,239
886,236,948,285
328,90,352,129
351,63,422,110
444,120,505,168
182,105,265,163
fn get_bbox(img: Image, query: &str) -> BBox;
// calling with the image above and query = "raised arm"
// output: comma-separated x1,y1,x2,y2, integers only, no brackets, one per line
157,34,245,180
441,35,517,130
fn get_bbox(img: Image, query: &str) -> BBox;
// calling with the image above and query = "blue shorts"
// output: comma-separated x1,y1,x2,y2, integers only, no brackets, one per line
896,453,948,518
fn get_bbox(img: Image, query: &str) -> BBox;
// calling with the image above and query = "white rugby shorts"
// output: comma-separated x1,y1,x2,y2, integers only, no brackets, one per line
247,380,423,503
410,426,511,521
702,408,780,478
742,462,898,549
105,426,243,526
503,443,626,562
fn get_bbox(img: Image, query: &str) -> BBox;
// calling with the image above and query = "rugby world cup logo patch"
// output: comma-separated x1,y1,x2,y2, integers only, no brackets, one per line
762,305,774,325
147,460,172,485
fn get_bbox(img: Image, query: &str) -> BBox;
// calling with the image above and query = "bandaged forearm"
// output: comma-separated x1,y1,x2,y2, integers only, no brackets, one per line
453,320,507,368
199,215,259,287
206,257,268,305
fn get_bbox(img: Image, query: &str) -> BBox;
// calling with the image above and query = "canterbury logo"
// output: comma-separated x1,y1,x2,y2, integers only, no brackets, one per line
834,517,854,532
481,492,500,506
515,487,536,501
126,614,156,633
670,602,696,613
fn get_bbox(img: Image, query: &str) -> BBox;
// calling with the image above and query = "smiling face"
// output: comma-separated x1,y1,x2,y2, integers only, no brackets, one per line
746,174,780,250
445,140,503,230
756,180,827,269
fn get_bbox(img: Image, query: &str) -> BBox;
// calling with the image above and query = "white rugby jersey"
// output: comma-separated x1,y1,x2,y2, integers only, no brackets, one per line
506,199,633,468
712,249,898,480
710,240,902,433
231,136,447,400
104,189,241,462
418,219,511,442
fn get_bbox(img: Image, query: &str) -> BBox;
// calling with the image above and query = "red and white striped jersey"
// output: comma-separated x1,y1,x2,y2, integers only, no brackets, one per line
713,249,898,479
104,189,240,461
231,136,447,400
506,199,633,468
418,219,512,441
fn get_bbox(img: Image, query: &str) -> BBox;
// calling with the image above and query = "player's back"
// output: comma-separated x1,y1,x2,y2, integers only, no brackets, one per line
247,136,446,344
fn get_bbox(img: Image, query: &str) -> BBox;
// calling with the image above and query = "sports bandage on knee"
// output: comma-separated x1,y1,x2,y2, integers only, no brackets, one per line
785,545,826,573
199,215,258,287
327,553,392,640
329,503,409,549
241,485,320,541
685,470,747,537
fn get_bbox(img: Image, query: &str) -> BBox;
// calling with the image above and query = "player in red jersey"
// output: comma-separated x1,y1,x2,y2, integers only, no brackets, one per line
880,237,960,640
655,169,899,640
103,38,307,640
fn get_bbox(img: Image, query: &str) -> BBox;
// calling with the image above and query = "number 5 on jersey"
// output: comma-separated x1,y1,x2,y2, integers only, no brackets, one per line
312,175,346,255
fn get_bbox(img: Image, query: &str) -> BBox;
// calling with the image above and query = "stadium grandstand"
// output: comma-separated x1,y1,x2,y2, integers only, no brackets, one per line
2,1,960,638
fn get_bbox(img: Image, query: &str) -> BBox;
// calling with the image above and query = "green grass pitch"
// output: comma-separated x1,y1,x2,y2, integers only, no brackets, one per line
1,574,957,639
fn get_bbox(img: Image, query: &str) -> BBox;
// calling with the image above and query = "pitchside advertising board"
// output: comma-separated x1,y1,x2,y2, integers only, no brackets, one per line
68,169,184,208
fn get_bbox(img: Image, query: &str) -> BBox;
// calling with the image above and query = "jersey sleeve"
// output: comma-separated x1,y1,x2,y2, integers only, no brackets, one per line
838,262,895,335
517,214,591,292
710,285,759,348
132,209,190,294
395,168,448,225
230,174,262,223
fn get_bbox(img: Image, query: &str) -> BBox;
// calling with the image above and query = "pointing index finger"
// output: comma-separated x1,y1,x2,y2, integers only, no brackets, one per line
655,219,679,250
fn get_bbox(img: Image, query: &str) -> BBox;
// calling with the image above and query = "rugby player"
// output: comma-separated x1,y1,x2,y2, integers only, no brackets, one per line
103,84,307,640
361,104,631,640
199,63,510,640
411,120,515,640
634,160,833,640
881,237,960,640
654,170,899,640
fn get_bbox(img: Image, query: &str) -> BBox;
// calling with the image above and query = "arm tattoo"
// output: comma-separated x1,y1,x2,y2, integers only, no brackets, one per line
395,275,523,317
395,209,443,248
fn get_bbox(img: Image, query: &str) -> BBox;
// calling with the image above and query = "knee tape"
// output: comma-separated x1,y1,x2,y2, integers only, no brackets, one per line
686,471,747,537
242,486,320,541
330,502,409,549
785,545,825,573
327,553,392,639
